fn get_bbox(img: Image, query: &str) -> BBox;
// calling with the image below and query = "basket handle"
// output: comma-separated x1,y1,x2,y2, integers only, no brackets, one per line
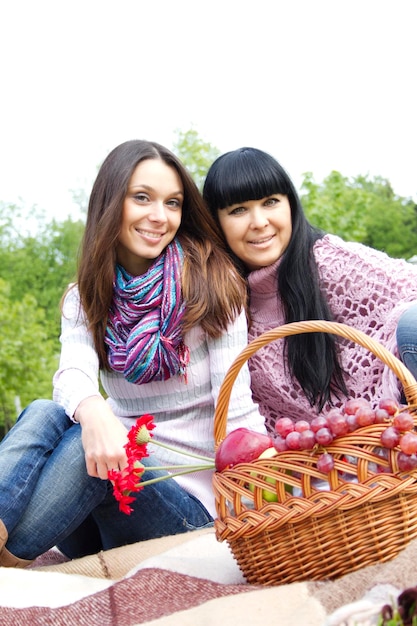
214,320,417,446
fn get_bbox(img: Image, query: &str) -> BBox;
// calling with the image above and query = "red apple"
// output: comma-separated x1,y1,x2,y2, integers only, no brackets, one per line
215,428,273,471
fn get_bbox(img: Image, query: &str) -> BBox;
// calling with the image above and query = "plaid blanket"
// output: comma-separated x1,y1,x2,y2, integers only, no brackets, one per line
1,528,417,625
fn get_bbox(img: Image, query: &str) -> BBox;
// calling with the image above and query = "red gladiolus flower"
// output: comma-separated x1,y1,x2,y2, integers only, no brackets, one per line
109,414,215,514
109,461,146,515
115,493,138,516
108,415,156,514
125,414,156,462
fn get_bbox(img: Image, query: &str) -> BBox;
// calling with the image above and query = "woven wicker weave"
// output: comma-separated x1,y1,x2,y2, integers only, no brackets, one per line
212,321,417,585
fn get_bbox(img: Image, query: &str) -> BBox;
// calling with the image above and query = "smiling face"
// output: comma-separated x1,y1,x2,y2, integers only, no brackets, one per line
116,158,183,275
217,194,292,271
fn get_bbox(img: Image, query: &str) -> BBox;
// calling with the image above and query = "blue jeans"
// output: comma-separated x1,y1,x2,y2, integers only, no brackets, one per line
397,302,417,384
58,461,213,559
0,399,107,559
0,400,213,560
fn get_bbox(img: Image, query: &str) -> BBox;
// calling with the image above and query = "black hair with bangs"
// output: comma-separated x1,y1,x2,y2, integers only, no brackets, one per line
203,147,295,211
203,147,348,412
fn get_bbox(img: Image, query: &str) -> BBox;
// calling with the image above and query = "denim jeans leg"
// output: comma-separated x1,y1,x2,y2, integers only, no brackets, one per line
0,399,73,532
6,422,108,560
397,302,417,380
89,456,213,551
57,513,103,559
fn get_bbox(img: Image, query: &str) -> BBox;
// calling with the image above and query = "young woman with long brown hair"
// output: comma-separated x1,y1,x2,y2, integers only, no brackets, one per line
0,140,264,566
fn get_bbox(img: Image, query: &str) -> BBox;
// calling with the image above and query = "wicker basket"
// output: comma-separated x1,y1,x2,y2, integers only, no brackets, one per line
212,320,417,585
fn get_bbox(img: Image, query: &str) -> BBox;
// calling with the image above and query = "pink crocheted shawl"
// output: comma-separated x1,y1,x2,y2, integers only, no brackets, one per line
248,234,417,434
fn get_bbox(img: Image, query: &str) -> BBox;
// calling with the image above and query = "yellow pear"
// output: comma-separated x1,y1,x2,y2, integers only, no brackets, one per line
248,447,292,500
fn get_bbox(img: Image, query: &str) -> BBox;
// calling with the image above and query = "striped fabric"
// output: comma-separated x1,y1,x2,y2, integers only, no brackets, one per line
105,239,188,384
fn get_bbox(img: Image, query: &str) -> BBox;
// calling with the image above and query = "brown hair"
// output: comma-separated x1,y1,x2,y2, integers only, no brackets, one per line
70,140,247,369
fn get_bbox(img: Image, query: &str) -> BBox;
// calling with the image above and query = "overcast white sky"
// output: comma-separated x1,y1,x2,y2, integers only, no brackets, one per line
0,0,416,222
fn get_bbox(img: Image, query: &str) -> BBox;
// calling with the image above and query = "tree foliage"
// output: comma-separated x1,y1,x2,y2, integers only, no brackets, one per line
0,279,57,435
173,128,220,191
300,171,417,259
0,205,84,338
0,202,85,432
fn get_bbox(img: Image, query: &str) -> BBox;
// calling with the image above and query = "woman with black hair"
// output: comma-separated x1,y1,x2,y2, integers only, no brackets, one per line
203,147,417,434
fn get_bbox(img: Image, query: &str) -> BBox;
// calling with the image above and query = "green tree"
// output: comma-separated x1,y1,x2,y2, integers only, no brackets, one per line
356,176,417,258
301,171,369,242
0,279,57,435
0,204,85,339
173,128,220,190
300,171,417,259
0,201,85,433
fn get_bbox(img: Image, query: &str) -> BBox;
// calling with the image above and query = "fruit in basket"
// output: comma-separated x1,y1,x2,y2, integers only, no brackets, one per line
327,409,350,435
317,452,335,473
248,447,292,499
378,397,400,416
310,416,328,432
315,427,333,446
356,405,377,427
380,426,401,449
335,399,376,428
346,412,360,431
379,405,412,438
397,451,417,471
267,397,417,478
248,448,278,501
400,432,417,455
374,407,390,423
275,417,295,437
393,411,414,431
272,434,288,452
344,397,372,415
294,420,310,433
298,429,316,450
379,403,417,467
285,430,301,450
215,428,273,471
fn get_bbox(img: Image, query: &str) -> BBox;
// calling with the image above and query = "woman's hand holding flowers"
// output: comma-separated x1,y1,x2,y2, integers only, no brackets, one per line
76,396,130,479
109,414,215,514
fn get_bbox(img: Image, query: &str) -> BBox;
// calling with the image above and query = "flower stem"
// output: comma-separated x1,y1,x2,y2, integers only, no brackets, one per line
143,463,215,472
149,439,214,463
139,464,215,488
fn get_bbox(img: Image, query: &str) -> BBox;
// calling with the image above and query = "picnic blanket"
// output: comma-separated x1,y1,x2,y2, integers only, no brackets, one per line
1,527,416,625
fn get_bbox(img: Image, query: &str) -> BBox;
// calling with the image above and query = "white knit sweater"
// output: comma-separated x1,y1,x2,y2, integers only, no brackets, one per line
53,287,265,516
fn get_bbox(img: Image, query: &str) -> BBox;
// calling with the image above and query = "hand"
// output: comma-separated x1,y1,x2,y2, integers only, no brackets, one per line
75,396,129,479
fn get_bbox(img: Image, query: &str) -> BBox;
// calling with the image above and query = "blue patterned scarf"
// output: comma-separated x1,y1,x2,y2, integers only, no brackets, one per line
105,239,189,384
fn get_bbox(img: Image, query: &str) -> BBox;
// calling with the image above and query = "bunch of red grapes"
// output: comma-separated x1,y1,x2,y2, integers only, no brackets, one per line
273,397,417,473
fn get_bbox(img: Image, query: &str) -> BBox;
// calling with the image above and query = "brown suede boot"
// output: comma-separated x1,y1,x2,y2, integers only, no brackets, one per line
0,547,33,568
0,520,33,568
0,519,7,550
